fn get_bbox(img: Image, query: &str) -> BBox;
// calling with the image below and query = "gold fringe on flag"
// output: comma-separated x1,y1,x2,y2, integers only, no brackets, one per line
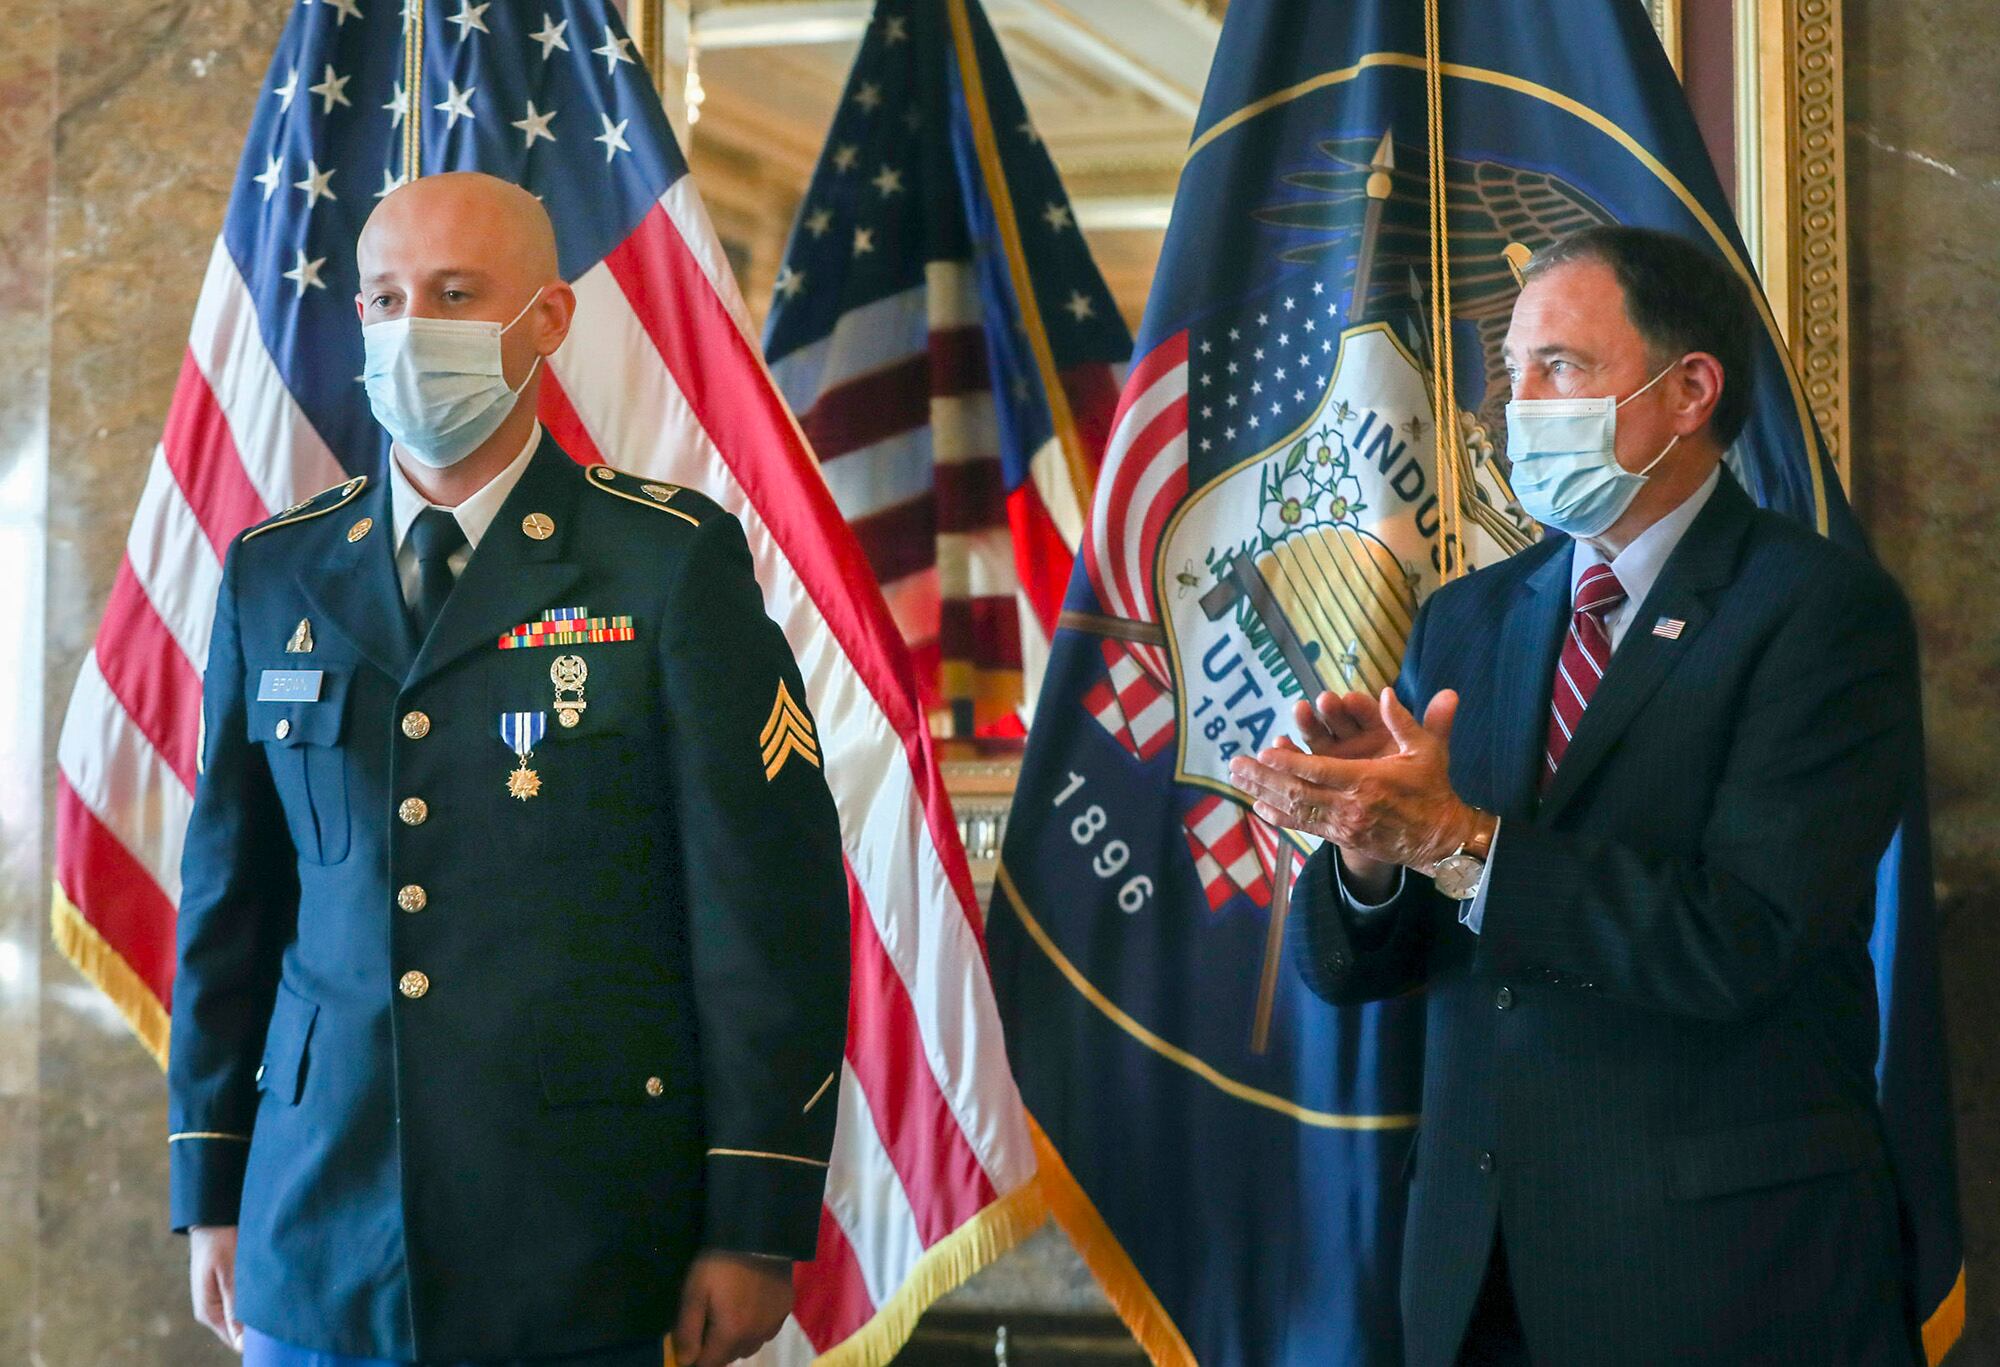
50,883,170,1069
1030,1116,1196,1367
817,1179,1048,1366
1923,1264,1965,1366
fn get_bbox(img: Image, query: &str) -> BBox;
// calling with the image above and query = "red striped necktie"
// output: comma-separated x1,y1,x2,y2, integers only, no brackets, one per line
1543,562,1627,790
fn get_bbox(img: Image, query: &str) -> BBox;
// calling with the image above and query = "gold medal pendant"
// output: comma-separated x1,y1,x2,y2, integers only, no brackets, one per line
498,712,549,800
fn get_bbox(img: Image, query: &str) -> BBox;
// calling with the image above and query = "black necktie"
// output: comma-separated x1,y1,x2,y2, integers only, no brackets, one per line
408,507,467,641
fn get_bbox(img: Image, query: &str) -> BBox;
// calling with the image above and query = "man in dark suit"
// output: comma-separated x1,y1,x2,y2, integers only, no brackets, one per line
1230,226,1922,1366
168,172,849,1366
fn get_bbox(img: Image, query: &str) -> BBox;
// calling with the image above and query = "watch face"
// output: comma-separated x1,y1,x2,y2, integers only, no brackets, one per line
1434,853,1484,902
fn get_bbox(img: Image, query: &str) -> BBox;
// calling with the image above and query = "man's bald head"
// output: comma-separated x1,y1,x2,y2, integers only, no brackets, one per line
355,170,574,402
360,171,558,284
354,172,576,490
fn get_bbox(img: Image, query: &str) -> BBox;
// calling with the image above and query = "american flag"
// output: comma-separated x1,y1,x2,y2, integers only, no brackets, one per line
49,0,1041,1359
762,0,1130,736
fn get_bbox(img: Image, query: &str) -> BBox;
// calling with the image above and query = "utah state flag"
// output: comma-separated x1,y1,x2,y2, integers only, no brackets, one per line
990,1,1962,1363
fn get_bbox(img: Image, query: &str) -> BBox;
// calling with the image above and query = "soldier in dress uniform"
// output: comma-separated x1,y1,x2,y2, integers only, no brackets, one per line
168,172,849,1367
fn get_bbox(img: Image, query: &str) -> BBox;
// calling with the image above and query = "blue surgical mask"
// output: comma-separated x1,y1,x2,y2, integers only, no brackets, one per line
1504,363,1681,538
363,289,544,469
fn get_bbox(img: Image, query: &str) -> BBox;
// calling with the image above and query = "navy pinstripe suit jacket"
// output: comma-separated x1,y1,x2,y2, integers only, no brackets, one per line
1293,471,1924,1367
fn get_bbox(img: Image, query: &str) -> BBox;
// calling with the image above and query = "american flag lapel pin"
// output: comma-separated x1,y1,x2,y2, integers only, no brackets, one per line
1652,617,1687,640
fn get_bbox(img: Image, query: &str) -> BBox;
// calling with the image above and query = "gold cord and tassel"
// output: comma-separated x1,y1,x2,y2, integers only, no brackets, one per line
1422,0,1469,582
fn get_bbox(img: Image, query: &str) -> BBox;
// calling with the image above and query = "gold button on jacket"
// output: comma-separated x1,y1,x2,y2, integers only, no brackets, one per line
167,442,851,1361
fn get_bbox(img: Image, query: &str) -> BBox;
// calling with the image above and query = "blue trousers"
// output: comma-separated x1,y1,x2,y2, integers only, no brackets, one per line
241,1327,667,1367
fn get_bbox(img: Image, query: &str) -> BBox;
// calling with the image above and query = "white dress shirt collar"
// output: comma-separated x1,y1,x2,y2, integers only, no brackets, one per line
1569,464,1722,651
1349,466,1727,934
387,423,543,555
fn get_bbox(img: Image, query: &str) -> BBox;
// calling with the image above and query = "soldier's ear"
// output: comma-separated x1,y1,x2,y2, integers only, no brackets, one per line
534,281,577,356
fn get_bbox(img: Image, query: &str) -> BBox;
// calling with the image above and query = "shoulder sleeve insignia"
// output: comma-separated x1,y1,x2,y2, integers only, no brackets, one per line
242,475,368,542
760,680,820,781
584,464,703,527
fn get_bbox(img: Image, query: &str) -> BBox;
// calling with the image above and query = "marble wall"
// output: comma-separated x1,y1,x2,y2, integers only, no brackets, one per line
0,0,54,1351
0,0,1994,1360
7,0,294,1354
1846,0,2000,1355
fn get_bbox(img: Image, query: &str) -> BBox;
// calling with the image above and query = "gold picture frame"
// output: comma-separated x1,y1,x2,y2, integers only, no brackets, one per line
1653,0,1850,481
1751,0,1850,485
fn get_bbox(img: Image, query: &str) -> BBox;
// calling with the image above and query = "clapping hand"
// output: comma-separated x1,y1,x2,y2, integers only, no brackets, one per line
1289,687,1400,762
1229,687,1485,896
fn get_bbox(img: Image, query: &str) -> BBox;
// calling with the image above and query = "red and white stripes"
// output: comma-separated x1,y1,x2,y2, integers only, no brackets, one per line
550,179,1039,1360
1542,561,1624,788
1082,638,1175,762
56,238,342,1022
1182,794,1272,912
1179,795,1303,915
769,259,1100,731
1081,331,1189,684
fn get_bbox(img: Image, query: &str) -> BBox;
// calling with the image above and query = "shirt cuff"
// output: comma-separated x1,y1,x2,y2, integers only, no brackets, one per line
1459,819,1503,934
1332,853,1405,924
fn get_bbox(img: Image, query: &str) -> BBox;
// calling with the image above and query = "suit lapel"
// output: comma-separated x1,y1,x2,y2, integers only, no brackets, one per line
1489,543,1573,821
296,476,416,682
1538,473,1754,821
407,438,585,689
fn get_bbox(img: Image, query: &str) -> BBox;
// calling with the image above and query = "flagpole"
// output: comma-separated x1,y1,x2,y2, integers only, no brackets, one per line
945,0,1099,513
1249,842,1295,1056
1349,131,1396,323
627,0,665,89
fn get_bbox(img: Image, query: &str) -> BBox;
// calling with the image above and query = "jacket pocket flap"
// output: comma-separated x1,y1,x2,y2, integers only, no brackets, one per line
1663,1111,1881,1201
246,668,351,748
536,997,679,1107
258,982,319,1106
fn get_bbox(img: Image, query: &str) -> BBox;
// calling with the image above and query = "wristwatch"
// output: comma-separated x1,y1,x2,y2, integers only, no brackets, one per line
1430,813,1497,902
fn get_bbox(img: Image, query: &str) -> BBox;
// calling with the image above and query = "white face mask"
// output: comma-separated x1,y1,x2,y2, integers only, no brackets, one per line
362,288,545,469
1503,362,1681,539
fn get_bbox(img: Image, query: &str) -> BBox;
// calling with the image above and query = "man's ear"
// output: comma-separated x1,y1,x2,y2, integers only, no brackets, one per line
535,281,577,356
1676,351,1725,437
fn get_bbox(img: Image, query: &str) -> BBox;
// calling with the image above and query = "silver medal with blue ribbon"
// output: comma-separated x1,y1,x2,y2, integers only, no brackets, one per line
499,711,547,800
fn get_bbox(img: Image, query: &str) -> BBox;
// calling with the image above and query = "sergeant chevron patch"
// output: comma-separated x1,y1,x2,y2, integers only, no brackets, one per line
760,680,820,781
